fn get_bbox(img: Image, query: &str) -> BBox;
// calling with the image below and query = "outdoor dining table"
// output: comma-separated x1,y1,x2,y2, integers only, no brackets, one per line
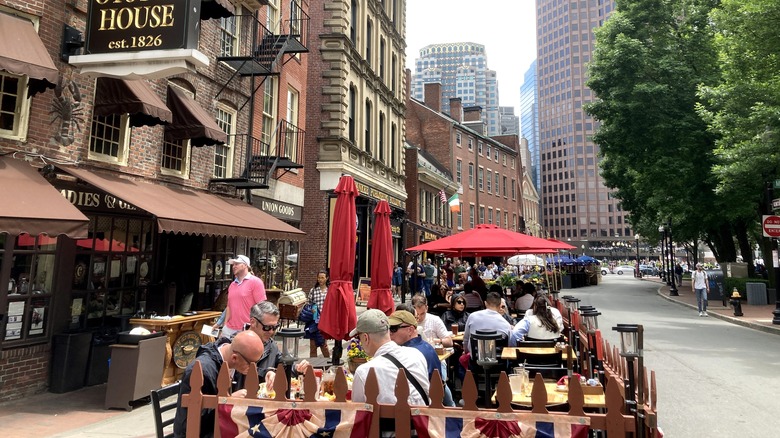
437,349,454,362
451,333,464,342
500,346,570,361
493,381,606,408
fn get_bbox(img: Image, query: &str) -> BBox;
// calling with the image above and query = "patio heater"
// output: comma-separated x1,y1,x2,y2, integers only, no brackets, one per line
472,329,503,407
276,327,304,398
612,324,645,438
580,309,601,380
563,297,581,370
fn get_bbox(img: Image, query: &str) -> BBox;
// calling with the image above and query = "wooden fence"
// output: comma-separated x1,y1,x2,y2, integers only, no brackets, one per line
180,360,640,437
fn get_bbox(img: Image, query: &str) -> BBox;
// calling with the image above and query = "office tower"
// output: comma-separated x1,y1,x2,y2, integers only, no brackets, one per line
411,42,501,136
520,60,540,193
536,0,628,244
499,107,520,136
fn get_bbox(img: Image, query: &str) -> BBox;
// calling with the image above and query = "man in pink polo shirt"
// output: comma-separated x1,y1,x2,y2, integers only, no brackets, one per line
221,255,266,338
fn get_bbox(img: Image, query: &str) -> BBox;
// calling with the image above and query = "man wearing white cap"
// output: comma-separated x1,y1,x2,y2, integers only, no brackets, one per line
220,255,266,338
350,309,430,408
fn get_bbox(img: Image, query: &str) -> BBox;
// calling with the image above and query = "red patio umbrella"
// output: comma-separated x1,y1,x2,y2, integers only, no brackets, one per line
367,200,394,316
318,176,359,364
406,224,573,256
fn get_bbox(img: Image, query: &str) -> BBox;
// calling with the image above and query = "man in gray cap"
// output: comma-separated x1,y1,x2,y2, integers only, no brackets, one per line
349,309,430,407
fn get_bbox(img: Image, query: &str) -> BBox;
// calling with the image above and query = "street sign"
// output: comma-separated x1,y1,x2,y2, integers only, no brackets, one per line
774,179,780,190
762,215,780,237
773,198,780,210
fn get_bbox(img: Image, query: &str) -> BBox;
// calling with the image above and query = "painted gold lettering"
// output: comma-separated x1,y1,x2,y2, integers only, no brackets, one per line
159,5,174,27
98,8,117,31
115,7,133,30
133,7,149,29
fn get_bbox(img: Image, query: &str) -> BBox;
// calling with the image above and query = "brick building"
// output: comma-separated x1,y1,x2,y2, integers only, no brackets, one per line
405,82,524,245
0,0,306,401
300,0,408,287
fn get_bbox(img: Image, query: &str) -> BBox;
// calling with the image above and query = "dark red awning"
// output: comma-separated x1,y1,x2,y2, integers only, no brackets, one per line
165,87,228,146
94,78,172,127
0,13,58,97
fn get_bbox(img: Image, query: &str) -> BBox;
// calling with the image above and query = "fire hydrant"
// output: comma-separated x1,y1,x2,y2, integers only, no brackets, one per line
729,288,743,317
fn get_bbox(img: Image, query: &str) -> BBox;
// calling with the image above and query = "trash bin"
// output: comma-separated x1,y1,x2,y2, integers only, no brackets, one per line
50,332,92,393
85,328,118,386
105,331,167,410
705,270,724,303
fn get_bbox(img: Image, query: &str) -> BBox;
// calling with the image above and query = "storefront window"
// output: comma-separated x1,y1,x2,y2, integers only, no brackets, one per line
70,215,154,329
1,234,58,343
200,236,236,309
248,239,300,291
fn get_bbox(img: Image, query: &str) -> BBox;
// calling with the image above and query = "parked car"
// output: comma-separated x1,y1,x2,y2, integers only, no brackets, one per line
639,265,658,276
614,265,636,275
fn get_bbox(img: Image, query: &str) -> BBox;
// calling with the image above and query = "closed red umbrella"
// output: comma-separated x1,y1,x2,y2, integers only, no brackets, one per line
367,200,394,315
318,176,359,355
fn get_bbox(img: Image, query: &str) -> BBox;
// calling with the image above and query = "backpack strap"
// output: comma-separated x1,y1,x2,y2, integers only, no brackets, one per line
383,352,430,406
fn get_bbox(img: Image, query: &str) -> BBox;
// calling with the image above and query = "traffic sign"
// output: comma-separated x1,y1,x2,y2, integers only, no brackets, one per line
774,198,780,210
762,215,780,237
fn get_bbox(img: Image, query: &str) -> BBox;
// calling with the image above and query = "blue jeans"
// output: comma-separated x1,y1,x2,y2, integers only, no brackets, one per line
695,288,708,312
424,279,434,297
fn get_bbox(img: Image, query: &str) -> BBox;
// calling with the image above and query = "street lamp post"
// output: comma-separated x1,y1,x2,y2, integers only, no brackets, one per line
612,324,645,438
635,234,642,278
658,225,667,283
667,220,678,295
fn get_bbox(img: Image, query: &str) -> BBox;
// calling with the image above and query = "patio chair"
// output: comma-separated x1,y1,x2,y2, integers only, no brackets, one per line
151,381,180,438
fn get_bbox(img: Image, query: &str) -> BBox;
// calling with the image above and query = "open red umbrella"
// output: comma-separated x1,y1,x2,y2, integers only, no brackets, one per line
406,224,573,256
367,200,394,316
318,176,359,353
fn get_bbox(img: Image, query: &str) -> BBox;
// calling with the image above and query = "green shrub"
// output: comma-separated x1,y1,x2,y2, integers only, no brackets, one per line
723,277,769,300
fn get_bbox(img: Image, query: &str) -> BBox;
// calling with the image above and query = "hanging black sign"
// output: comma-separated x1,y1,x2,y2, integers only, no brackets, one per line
84,0,201,54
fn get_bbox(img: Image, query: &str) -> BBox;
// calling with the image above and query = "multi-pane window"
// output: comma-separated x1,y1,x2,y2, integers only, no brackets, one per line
478,167,484,191
486,145,491,159
494,173,500,197
486,169,492,193
457,204,463,229
349,86,356,143
511,179,517,200
364,100,372,154
0,72,30,139
161,138,190,177
505,212,509,229
419,189,426,222
390,123,396,170
494,149,499,161
214,105,236,178
479,206,485,224
468,138,473,150
496,209,501,227
488,208,493,224
378,112,385,162
456,132,461,146
468,163,474,188
366,19,372,67
503,176,508,197
219,16,239,57
469,205,475,228
478,142,483,155
89,113,129,164
456,160,462,183
379,38,385,80
262,78,276,153
267,0,280,33
350,0,358,44
285,87,299,161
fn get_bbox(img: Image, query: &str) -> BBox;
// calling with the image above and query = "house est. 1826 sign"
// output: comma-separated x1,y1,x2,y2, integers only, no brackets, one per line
85,0,201,55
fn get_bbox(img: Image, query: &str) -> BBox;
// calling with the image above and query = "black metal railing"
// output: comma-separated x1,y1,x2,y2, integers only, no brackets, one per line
276,119,304,165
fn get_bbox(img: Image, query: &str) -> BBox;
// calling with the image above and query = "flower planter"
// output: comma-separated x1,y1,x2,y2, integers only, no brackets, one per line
348,357,367,374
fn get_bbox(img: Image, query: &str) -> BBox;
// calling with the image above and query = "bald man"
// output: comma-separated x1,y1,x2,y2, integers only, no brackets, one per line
174,330,264,437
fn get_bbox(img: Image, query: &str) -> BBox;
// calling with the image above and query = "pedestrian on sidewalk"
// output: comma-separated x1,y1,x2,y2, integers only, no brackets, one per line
691,263,709,317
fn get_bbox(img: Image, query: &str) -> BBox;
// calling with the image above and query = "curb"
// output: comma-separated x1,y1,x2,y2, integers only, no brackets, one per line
656,287,780,336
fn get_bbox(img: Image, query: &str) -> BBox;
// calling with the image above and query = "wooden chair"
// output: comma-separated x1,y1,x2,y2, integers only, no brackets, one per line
516,339,557,348
151,381,181,438
524,365,569,381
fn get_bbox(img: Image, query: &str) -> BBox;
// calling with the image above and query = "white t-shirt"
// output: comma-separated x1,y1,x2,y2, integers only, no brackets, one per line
692,270,708,289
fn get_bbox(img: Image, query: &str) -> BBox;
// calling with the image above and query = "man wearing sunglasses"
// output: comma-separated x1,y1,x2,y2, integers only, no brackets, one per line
174,330,264,437
244,301,311,389
388,310,441,381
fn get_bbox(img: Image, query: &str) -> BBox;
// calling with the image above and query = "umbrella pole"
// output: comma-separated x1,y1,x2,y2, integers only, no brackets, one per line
332,340,343,367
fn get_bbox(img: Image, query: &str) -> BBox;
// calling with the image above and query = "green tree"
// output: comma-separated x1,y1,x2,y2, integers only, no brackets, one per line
585,0,752,264
697,0,780,283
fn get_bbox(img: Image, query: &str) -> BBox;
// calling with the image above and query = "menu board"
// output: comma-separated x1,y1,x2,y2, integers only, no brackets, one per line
6,301,25,340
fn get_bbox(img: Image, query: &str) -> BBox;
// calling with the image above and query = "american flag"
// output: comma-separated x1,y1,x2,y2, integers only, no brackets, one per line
439,189,447,203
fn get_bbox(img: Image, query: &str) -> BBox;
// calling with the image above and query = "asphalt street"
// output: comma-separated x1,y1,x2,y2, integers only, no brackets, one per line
576,274,780,436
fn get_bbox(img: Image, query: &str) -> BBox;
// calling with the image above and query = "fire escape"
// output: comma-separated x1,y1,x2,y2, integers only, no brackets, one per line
210,2,309,190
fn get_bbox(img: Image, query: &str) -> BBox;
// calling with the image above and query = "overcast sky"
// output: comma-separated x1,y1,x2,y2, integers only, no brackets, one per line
405,1,537,114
